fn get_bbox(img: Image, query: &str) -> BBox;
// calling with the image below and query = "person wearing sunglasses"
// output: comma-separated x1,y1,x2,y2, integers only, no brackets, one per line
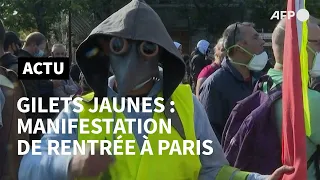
18,1,293,180
199,22,269,142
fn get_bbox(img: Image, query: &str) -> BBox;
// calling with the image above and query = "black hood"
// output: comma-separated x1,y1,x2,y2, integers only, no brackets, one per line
75,0,185,102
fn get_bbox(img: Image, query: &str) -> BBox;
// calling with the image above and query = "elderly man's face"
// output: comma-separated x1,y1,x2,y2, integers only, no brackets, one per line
239,26,265,56
52,47,67,57
307,24,320,70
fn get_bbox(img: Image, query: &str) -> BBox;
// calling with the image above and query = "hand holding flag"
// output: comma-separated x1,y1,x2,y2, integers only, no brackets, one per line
268,166,295,180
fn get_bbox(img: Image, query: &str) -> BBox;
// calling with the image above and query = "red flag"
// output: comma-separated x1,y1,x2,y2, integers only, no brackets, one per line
282,0,308,179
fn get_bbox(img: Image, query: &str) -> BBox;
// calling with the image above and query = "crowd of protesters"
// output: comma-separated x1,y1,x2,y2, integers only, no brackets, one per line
0,0,320,179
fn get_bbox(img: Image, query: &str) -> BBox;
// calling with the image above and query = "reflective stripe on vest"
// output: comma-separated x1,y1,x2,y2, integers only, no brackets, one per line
216,166,250,180
77,84,202,180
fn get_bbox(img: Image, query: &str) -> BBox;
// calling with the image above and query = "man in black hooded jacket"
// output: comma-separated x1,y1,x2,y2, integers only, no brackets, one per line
0,23,19,72
4,31,22,56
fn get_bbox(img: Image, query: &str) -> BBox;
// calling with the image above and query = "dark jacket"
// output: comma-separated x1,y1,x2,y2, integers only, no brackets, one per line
190,50,210,91
17,49,54,140
17,49,41,97
199,58,255,141
182,55,191,84
0,67,29,180
18,49,33,58
0,53,18,73
17,49,54,95
70,64,81,83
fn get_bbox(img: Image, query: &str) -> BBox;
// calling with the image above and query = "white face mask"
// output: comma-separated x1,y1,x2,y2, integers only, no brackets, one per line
228,44,269,72
309,52,320,77
246,51,269,71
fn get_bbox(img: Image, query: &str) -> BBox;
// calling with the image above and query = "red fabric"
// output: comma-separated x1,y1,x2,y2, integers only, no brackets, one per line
281,0,308,179
197,63,220,79
244,77,251,82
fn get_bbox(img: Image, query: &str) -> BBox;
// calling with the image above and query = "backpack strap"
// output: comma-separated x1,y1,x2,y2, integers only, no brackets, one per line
307,145,320,178
268,84,282,100
253,75,274,92
254,74,282,101
0,68,23,179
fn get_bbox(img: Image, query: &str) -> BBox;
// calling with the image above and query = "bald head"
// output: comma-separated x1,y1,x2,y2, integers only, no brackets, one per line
272,18,320,65
272,19,286,64
51,44,67,57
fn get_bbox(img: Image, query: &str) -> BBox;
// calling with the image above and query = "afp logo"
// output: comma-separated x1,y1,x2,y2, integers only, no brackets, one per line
18,57,69,80
270,9,310,22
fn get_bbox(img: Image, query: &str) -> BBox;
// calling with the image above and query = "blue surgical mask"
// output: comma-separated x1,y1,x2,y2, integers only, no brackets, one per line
34,50,44,57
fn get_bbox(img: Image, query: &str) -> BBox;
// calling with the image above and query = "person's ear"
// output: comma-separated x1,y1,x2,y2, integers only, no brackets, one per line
236,41,247,53
238,40,247,47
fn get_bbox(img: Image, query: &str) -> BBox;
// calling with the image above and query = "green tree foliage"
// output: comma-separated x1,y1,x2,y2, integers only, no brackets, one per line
176,0,319,37
1,0,318,42
74,0,130,22
246,0,287,32
0,0,131,40
176,0,288,37
0,0,70,36
306,0,320,18
175,0,238,38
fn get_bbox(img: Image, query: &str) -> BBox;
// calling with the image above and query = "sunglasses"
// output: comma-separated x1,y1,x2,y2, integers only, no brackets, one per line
226,22,240,53
233,22,240,45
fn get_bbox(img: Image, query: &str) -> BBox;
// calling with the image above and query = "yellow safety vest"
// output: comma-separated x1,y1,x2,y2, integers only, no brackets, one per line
76,84,250,180
77,84,201,180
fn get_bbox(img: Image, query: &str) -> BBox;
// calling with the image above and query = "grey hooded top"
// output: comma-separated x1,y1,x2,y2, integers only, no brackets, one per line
76,0,185,103
18,1,268,180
